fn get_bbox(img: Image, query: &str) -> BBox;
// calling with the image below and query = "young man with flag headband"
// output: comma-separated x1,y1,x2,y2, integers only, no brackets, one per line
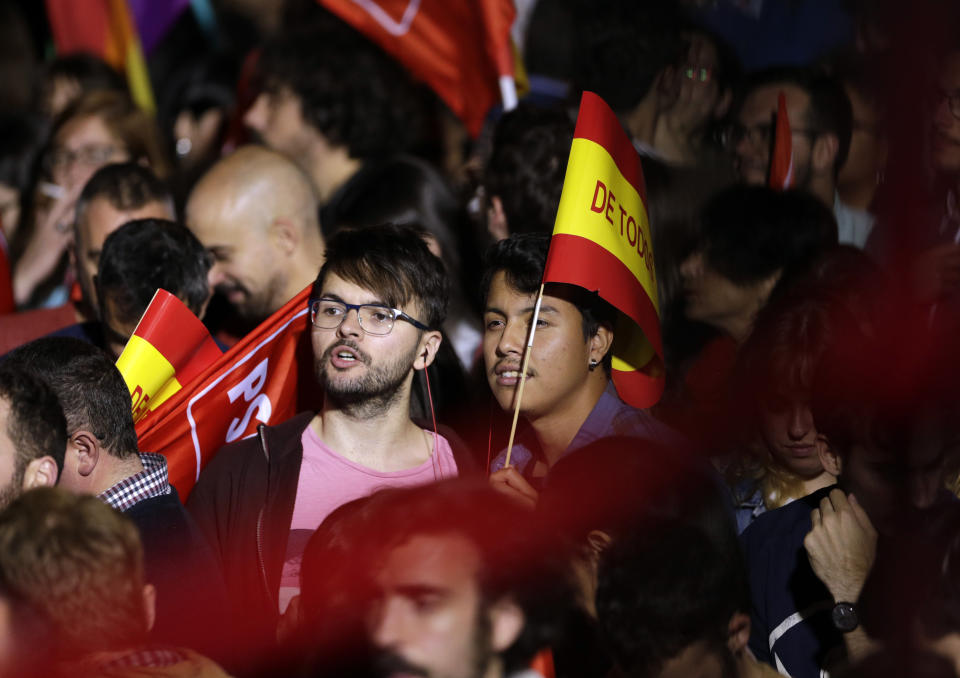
186,223,475,667
484,90,683,507
484,234,682,507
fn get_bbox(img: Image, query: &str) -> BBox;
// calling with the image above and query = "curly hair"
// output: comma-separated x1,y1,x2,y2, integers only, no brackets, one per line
256,27,425,160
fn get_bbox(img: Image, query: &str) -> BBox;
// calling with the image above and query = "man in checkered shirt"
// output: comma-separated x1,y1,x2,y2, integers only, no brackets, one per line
5,337,232,665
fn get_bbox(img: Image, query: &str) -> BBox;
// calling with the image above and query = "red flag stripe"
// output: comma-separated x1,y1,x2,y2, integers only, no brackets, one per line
544,233,662,356
572,92,648,204
132,290,218,371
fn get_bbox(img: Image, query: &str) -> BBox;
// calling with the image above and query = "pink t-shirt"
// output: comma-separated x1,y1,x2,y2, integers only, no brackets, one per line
279,425,458,612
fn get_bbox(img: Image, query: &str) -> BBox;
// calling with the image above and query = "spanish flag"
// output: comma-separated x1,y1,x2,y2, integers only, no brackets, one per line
45,0,157,112
544,91,663,408
769,91,794,190
116,289,222,423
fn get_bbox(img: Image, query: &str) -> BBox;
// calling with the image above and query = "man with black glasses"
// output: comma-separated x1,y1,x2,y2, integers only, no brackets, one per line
187,224,473,667
728,67,854,236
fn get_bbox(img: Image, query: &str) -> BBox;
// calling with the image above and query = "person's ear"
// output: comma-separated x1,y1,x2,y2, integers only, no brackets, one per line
811,132,839,174
270,217,299,257
22,456,58,490
727,612,751,655
413,331,443,371
487,196,509,242
817,434,842,476
489,597,525,653
142,583,156,632
71,430,101,478
589,324,614,367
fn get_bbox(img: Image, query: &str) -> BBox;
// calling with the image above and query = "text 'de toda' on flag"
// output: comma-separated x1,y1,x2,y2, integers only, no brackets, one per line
116,289,223,423
544,91,664,409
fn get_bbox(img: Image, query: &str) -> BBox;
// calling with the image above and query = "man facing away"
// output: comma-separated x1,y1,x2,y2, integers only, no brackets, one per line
187,223,474,664
483,233,681,507
5,337,231,663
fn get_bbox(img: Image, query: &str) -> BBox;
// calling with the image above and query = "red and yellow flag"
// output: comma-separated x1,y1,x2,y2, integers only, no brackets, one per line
45,0,156,112
134,287,318,497
116,289,222,422
317,0,516,136
544,91,663,409
769,91,794,190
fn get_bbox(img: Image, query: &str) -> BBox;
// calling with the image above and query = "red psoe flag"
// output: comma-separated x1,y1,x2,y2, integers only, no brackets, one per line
768,91,794,190
316,0,516,136
116,290,222,423
544,92,664,409
134,287,317,497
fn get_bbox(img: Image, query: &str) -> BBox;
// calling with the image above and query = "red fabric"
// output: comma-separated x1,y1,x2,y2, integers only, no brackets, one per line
44,0,111,56
317,0,516,137
0,304,78,354
0,248,14,316
769,91,794,190
136,287,321,498
132,290,222,384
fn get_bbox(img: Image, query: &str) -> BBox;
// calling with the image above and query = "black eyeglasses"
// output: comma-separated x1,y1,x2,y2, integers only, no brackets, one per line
722,121,819,151
310,299,429,335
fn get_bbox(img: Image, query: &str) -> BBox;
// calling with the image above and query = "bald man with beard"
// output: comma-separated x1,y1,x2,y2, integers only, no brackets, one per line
186,145,325,324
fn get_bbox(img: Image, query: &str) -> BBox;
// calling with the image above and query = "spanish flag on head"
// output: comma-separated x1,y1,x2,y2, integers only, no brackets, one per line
543,91,663,409
116,289,222,423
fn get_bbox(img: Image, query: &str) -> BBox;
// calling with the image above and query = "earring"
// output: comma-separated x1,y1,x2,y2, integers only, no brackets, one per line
589,359,599,370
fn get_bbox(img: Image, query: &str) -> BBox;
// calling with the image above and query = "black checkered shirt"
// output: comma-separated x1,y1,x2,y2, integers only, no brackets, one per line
98,452,172,512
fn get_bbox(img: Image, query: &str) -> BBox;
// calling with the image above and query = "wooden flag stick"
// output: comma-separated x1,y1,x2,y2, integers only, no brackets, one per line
503,283,545,469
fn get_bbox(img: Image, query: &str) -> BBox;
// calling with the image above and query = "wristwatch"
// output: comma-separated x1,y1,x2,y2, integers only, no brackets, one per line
831,602,859,633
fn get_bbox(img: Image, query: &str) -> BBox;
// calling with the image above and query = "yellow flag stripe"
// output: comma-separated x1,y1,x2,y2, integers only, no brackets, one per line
553,137,658,313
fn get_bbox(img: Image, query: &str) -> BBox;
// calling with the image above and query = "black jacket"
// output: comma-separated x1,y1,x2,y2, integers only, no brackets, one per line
186,412,476,668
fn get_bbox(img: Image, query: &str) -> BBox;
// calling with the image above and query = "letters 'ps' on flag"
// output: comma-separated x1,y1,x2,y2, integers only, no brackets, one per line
116,289,222,424
544,91,664,409
768,91,794,190
45,0,166,112
317,0,516,137
135,286,320,497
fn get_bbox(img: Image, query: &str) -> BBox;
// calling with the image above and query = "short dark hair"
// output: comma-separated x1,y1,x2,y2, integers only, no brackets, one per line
484,104,574,235
481,232,615,342
256,27,425,160
596,522,747,678
698,186,838,287
96,218,211,330
6,338,139,459
742,66,853,172
301,479,572,674
572,0,684,113
74,162,173,230
0,366,66,474
315,223,449,330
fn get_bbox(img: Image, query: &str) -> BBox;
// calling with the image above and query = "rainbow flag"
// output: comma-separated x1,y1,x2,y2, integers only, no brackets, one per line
45,0,158,112
116,289,222,422
544,91,663,408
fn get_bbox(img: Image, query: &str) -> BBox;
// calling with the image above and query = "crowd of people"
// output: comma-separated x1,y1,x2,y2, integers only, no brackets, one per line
0,0,957,676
